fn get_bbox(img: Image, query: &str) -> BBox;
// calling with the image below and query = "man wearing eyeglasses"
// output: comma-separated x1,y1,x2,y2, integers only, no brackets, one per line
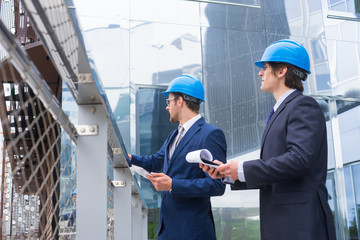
128,74,227,240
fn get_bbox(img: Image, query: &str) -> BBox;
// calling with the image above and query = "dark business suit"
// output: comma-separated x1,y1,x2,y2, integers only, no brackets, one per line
232,90,336,240
132,117,227,240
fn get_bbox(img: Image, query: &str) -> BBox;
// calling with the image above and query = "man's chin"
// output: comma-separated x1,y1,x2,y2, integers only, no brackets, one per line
260,86,269,92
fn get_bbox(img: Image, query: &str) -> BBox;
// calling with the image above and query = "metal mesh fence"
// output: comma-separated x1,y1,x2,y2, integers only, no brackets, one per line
0,0,144,238
0,36,77,240
21,0,80,98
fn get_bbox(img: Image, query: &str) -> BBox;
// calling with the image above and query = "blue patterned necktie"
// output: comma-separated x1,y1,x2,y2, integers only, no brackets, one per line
265,108,275,126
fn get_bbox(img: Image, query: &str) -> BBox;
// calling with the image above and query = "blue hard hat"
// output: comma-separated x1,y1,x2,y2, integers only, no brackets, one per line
72,189,77,195
162,75,205,102
255,39,311,74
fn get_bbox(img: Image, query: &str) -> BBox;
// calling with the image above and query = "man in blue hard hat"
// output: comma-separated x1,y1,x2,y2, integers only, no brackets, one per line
128,75,227,240
201,39,336,240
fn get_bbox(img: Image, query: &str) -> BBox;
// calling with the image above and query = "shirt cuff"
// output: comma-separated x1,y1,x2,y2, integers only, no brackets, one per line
237,160,246,182
222,176,235,184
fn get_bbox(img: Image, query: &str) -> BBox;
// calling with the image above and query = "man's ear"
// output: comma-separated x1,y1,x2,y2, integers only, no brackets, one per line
278,66,288,78
177,96,184,106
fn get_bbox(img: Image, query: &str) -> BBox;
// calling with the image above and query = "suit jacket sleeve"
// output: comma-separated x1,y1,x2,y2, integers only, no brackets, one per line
244,96,326,188
230,180,249,190
171,128,227,198
131,137,168,172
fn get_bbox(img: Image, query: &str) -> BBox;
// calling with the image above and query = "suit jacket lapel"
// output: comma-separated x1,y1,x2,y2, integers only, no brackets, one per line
164,129,179,172
261,91,302,152
166,117,205,173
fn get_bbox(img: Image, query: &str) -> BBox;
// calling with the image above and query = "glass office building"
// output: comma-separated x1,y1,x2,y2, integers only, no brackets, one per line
71,0,360,239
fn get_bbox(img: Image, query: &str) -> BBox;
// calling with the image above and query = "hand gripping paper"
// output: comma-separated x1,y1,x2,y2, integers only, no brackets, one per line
185,149,219,168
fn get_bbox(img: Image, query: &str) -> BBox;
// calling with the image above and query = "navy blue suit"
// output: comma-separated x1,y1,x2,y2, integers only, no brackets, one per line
132,117,227,240
232,91,336,240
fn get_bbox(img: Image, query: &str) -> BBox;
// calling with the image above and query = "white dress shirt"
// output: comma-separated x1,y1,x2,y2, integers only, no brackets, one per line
169,114,202,159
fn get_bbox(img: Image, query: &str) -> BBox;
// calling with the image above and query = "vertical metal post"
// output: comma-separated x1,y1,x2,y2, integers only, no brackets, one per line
328,99,349,240
113,167,133,240
0,142,6,236
129,83,148,239
141,207,148,239
131,192,147,240
77,105,108,239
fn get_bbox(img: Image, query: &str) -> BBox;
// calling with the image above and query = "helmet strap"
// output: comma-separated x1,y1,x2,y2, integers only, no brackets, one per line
183,94,202,104
293,68,307,81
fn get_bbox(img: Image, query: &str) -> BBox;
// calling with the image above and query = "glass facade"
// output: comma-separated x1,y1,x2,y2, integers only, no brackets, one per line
72,0,360,239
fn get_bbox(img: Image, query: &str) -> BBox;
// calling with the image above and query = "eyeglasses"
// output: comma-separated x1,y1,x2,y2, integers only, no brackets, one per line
166,97,178,106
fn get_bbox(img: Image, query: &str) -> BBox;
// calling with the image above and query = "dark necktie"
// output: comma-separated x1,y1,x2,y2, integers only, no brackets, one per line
265,108,274,126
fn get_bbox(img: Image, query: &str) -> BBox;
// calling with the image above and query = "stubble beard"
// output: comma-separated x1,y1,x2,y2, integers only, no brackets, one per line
169,113,179,124
170,115,177,123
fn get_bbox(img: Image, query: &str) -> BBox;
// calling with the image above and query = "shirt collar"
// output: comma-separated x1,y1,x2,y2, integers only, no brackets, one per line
273,89,296,112
181,114,201,132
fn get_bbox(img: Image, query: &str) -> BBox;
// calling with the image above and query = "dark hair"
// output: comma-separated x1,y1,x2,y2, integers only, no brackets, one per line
267,62,306,92
172,92,200,113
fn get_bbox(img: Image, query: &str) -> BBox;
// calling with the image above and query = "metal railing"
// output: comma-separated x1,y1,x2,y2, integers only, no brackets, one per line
0,0,147,239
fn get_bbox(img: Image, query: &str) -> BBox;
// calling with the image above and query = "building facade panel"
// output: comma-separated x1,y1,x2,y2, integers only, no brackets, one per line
70,0,360,238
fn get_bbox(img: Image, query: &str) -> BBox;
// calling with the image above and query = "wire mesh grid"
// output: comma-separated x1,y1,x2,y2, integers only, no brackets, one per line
0,0,139,237
22,0,80,97
35,0,79,73
0,57,77,239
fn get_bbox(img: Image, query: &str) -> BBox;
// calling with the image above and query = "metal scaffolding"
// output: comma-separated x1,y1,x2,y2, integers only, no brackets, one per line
0,0,147,239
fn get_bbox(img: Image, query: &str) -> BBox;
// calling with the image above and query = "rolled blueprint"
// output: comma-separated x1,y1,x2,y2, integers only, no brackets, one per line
185,149,219,168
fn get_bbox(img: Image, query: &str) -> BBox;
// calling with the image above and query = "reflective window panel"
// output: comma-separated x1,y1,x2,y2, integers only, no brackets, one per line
211,149,261,239
130,21,202,86
138,87,175,156
316,99,336,169
136,87,177,238
344,164,360,239
337,101,360,164
201,25,274,156
130,0,200,26
71,0,360,239
327,0,356,13
352,163,360,239
326,171,343,240
199,1,262,31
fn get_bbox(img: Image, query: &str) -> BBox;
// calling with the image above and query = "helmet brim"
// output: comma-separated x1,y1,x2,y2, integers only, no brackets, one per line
254,61,265,68
162,91,169,97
